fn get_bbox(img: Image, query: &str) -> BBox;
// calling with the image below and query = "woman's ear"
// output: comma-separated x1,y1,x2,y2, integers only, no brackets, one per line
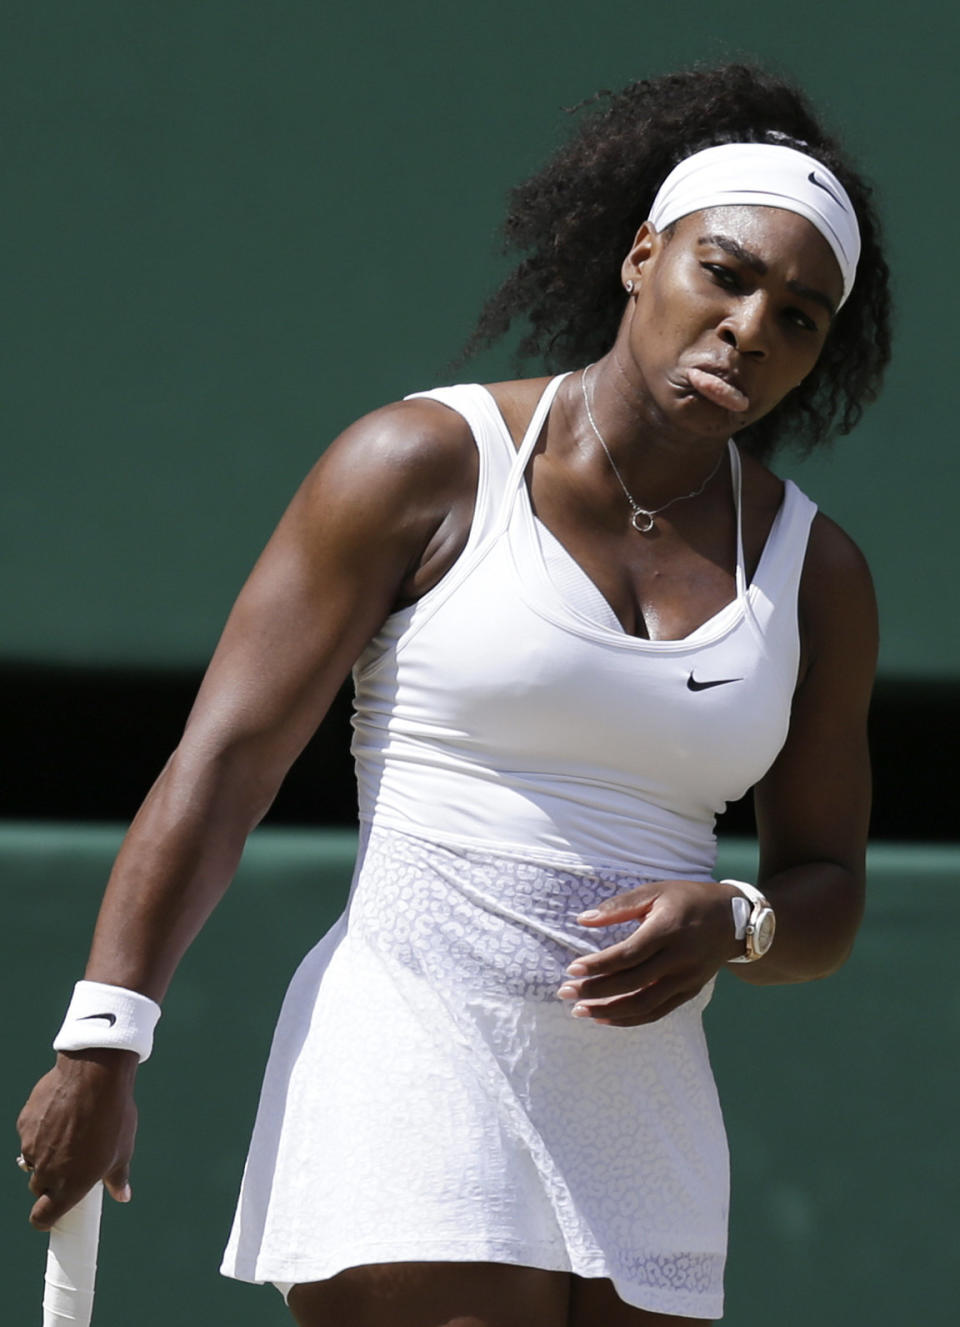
620,220,659,291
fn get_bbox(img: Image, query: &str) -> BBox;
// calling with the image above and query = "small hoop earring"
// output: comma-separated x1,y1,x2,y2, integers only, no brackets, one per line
625,279,634,293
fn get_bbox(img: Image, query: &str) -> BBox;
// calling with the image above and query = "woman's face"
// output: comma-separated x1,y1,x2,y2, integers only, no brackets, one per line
619,205,844,437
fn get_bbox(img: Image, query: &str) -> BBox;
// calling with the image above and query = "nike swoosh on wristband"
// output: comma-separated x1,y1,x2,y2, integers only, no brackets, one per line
78,1012,118,1027
807,170,846,210
687,672,743,691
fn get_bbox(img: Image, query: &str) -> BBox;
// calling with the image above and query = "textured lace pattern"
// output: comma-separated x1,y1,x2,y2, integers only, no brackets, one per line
349,825,660,1000
221,826,728,1318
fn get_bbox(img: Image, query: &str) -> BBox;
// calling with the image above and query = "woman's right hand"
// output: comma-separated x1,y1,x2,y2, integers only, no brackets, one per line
17,1049,139,1230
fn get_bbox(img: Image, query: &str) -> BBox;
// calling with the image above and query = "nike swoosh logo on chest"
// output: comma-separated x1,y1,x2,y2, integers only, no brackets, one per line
686,672,743,691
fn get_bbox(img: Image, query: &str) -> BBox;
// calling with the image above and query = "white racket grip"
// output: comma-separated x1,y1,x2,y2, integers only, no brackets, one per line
43,1183,104,1326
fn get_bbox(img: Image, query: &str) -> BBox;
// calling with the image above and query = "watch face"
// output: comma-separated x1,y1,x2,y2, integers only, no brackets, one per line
754,908,776,955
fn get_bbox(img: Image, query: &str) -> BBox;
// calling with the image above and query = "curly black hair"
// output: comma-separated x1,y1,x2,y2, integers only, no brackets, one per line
464,63,892,460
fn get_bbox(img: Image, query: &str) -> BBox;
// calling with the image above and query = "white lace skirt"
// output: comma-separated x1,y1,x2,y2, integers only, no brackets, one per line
220,824,728,1319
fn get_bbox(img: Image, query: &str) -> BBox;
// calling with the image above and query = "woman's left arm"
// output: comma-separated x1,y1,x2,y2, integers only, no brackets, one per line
730,512,878,985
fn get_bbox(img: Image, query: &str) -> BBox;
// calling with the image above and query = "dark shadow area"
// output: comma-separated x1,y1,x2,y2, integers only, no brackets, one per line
0,663,357,826
1,666,956,840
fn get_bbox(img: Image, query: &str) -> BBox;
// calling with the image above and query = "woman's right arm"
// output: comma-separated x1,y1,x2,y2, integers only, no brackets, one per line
17,397,477,1229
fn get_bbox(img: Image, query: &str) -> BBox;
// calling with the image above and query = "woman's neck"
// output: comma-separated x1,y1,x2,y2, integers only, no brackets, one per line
572,356,733,510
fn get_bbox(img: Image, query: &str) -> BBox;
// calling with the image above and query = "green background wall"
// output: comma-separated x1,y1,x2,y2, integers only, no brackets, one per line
3,0,958,676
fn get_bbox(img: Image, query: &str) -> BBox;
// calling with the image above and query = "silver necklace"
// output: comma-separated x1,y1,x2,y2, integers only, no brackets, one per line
580,365,725,534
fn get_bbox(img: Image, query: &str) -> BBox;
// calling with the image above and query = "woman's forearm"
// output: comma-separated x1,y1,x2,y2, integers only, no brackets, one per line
83,739,276,1002
728,859,865,986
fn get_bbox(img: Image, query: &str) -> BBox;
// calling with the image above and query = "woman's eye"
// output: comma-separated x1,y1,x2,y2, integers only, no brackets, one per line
703,263,740,289
785,307,818,333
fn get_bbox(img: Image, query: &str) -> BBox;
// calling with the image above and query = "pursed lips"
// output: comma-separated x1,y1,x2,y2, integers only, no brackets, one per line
684,362,751,413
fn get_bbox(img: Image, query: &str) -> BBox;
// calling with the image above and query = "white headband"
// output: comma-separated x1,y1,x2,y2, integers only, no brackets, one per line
648,142,860,308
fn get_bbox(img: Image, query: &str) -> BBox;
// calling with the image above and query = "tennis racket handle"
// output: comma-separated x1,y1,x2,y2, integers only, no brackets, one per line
43,1183,104,1326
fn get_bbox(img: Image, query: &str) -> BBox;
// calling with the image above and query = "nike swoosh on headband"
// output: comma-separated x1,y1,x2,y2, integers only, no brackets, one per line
78,1012,118,1026
687,673,743,691
808,170,847,210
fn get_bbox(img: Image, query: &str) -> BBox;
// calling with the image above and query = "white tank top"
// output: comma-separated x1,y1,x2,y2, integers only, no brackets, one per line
351,374,817,878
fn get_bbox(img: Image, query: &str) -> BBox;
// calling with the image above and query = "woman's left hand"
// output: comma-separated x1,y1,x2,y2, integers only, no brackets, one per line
556,879,743,1026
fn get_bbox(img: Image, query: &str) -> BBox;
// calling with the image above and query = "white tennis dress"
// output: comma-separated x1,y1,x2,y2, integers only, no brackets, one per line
221,375,817,1319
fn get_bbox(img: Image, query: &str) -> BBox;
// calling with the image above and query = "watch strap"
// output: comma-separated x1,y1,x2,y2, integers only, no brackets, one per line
722,879,773,964
730,894,751,940
722,878,767,907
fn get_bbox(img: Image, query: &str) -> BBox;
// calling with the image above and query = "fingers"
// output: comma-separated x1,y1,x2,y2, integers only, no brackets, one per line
28,1172,129,1229
576,883,660,927
566,929,662,980
104,1098,137,1204
566,878,735,986
104,1164,133,1205
567,884,692,979
559,949,673,1003
558,877,733,1026
18,1067,138,1229
27,1171,98,1230
562,972,704,1028
29,1192,62,1232
592,986,697,1028
26,1152,130,1229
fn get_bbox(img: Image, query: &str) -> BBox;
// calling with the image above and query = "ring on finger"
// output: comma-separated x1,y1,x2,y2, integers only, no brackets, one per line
16,1153,34,1173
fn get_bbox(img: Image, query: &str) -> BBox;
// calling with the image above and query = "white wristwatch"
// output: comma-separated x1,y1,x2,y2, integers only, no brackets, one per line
722,878,776,963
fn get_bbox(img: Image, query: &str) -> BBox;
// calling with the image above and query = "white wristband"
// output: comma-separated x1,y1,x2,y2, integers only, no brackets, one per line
53,980,162,1063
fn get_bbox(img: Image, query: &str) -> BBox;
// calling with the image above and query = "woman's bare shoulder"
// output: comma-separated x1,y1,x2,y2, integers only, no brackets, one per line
800,509,878,682
321,395,478,485
804,508,873,580
741,455,875,650
282,395,484,605
283,395,480,538
742,451,871,587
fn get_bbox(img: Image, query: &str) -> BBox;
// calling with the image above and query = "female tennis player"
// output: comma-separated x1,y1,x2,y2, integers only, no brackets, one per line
18,63,891,1325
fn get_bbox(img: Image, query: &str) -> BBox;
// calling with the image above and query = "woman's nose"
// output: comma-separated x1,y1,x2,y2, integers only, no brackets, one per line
718,296,770,358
